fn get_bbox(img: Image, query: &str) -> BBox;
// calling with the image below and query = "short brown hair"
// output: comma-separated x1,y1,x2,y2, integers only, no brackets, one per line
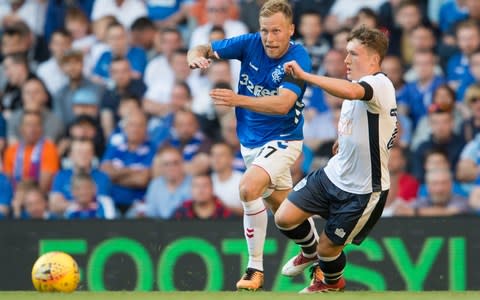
347,26,389,63
259,0,292,23
455,19,480,35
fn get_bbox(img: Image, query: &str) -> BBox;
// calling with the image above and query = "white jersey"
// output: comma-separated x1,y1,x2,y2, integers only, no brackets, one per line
324,73,397,194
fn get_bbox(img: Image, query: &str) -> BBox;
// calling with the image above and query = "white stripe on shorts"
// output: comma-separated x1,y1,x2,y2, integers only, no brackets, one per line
345,191,381,244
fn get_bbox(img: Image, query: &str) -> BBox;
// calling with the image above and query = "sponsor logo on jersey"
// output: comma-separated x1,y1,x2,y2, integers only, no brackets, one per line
239,74,278,96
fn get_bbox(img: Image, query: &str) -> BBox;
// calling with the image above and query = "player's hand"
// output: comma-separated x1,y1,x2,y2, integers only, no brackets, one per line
188,57,212,69
332,140,339,155
210,88,236,106
284,60,305,80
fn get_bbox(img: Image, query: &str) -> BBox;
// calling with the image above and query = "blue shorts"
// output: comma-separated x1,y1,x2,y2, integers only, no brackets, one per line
289,169,388,246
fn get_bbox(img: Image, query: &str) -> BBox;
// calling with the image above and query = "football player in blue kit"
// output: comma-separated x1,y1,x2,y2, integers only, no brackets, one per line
188,0,319,291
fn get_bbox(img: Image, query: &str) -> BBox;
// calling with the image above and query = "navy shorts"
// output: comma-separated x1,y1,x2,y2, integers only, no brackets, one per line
289,169,388,246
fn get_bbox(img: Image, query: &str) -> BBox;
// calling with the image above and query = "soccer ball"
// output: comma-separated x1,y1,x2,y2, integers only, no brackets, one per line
31,251,80,292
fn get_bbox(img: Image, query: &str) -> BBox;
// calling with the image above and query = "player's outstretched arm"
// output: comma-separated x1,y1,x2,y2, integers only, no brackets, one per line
187,44,219,69
284,60,368,100
210,88,298,115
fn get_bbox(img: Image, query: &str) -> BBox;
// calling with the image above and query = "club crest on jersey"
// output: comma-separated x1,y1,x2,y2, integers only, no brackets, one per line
272,65,284,84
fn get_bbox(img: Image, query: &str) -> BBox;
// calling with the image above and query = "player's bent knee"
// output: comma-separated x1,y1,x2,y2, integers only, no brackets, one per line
239,182,264,202
274,208,294,229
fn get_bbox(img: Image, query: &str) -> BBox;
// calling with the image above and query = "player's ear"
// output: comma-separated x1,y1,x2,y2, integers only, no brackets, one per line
289,24,295,38
371,53,380,66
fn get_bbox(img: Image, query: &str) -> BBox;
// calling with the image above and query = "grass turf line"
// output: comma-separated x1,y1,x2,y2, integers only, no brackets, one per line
0,291,479,300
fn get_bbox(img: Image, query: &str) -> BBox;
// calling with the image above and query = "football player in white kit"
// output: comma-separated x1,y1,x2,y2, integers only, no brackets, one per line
275,26,398,293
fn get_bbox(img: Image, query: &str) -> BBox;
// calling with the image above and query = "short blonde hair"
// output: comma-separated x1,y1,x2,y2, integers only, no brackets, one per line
464,83,480,107
259,0,292,23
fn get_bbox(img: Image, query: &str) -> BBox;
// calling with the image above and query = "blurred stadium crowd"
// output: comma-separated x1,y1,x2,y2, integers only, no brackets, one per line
0,0,479,220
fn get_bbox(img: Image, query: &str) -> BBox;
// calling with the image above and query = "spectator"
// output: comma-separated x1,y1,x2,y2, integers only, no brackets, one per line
410,84,464,151
58,114,105,160
411,103,465,183
456,131,480,191
20,185,52,220
143,48,202,116
92,22,148,83
383,145,419,217
400,50,445,128
145,0,193,29
159,109,212,170
91,0,147,29
100,57,146,137
295,10,330,74
10,180,36,219
465,0,480,21
148,80,193,146
172,173,232,220
304,92,340,158
65,7,96,55
100,111,154,214
2,52,37,116
196,80,233,141
55,49,102,125
460,83,480,142
438,0,469,34
290,0,334,31
331,26,351,57
107,96,143,144
189,0,247,81
303,49,346,115
219,111,245,172
468,182,480,215
382,55,407,103
210,142,243,216
144,27,184,90
43,0,95,44
7,78,64,144
36,29,73,95
189,0,247,48
446,19,480,97
323,0,385,34
88,15,118,74
0,111,5,155
411,168,469,216
130,17,157,59
388,0,423,64
0,172,13,218
64,171,116,219
50,139,112,216
59,88,105,157
192,60,232,120
208,24,226,41
145,146,192,219
3,111,59,193
457,50,480,106
403,25,443,82
1,20,33,61
0,0,46,37
352,7,380,30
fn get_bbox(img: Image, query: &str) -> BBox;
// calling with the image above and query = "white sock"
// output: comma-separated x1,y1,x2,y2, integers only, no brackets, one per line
242,198,267,271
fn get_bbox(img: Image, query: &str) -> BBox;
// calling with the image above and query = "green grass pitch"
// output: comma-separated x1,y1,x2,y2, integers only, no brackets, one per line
0,291,479,300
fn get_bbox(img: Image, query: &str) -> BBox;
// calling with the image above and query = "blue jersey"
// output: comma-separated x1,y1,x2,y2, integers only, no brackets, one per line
212,33,311,148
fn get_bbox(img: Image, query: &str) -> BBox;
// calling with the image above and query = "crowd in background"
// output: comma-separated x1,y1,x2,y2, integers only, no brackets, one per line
0,0,479,220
